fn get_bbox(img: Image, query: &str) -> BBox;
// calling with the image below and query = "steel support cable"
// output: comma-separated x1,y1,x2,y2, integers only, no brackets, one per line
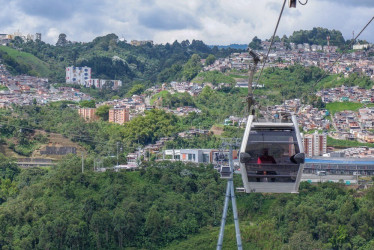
313,16,374,88
255,0,287,89
0,121,123,147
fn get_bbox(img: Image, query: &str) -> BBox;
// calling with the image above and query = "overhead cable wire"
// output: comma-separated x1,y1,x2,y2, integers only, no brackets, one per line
255,0,287,87
0,121,122,147
313,15,374,87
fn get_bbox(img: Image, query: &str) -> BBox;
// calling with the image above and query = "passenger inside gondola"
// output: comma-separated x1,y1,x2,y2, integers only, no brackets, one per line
257,148,276,182
257,148,276,164
242,129,302,183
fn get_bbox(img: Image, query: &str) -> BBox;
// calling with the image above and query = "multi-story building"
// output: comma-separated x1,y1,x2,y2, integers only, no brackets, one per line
78,108,98,121
302,132,327,157
303,134,314,157
313,133,327,156
66,66,91,85
109,108,130,125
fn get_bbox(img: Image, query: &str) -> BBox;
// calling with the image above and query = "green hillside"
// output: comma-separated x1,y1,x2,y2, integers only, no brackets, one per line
0,46,52,76
11,34,240,85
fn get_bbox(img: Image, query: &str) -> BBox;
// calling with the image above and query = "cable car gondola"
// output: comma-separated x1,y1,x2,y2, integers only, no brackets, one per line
239,114,305,193
220,165,233,179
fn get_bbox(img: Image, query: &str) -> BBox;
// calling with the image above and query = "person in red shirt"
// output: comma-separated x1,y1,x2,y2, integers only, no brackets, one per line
257,148,276,164
257,148,276,182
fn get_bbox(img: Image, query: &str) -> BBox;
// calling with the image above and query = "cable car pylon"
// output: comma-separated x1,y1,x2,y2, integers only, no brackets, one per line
217,143,242,250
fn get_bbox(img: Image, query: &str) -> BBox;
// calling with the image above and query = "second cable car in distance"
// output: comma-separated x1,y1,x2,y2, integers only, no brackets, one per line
239,113,305,193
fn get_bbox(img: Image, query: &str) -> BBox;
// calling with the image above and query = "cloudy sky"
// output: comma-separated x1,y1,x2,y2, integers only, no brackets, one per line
0,0,373,45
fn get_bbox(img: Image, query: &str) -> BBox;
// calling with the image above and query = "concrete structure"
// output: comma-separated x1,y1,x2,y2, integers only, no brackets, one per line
302,132,327,157
131,40,153,46
303,135,314,157
304,157,374,176
35,33,42,41
313,133,327,156
66,66,91,85
78,108,98,121
163,148,238,164
301,173,357,185
109,108,130,125
353,44,371,50
84,79,122,89
3,31,38,42
0,34,11,45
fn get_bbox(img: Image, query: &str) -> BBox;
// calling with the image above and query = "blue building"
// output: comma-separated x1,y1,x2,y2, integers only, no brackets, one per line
305,157,374,176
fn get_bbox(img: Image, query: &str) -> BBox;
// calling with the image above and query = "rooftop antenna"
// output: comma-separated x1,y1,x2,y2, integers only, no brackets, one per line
352,31,355,48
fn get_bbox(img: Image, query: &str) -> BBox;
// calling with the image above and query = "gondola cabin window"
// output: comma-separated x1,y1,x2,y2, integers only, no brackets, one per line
244,130,300,183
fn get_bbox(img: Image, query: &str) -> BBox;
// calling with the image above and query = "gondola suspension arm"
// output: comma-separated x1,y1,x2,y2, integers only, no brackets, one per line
247,49,262,115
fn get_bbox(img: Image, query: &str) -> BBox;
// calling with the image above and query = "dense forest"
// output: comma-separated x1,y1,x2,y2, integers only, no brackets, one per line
1,156,374,249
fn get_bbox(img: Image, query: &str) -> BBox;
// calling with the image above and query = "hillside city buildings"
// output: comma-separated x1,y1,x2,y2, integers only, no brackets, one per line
205,41,374,80
0,64,91,107
0,31,41,45
65,66,122,90
1,36,374,158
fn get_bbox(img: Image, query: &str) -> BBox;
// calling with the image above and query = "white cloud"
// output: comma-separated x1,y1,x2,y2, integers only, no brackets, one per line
0,0,373,45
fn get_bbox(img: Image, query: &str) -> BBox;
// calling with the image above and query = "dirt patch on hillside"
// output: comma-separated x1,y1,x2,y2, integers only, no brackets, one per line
210,125,224,136
31,132,86,160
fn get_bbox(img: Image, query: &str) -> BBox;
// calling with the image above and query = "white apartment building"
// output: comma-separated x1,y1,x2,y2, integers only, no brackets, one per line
66,66,91,85
303,132,327,157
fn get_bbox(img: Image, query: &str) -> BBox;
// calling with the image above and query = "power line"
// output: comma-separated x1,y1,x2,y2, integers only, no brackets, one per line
255,0,287,86
312,16,374,88
0,121,122,147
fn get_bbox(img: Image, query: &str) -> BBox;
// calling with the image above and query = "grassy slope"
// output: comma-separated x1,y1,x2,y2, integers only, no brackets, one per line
0,46,51,76
325,102,364,114
327,136,374,148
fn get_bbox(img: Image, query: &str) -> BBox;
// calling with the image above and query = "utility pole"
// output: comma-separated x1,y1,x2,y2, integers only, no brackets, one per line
81,152,84,173
327,35,330,65
116,142,119,166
